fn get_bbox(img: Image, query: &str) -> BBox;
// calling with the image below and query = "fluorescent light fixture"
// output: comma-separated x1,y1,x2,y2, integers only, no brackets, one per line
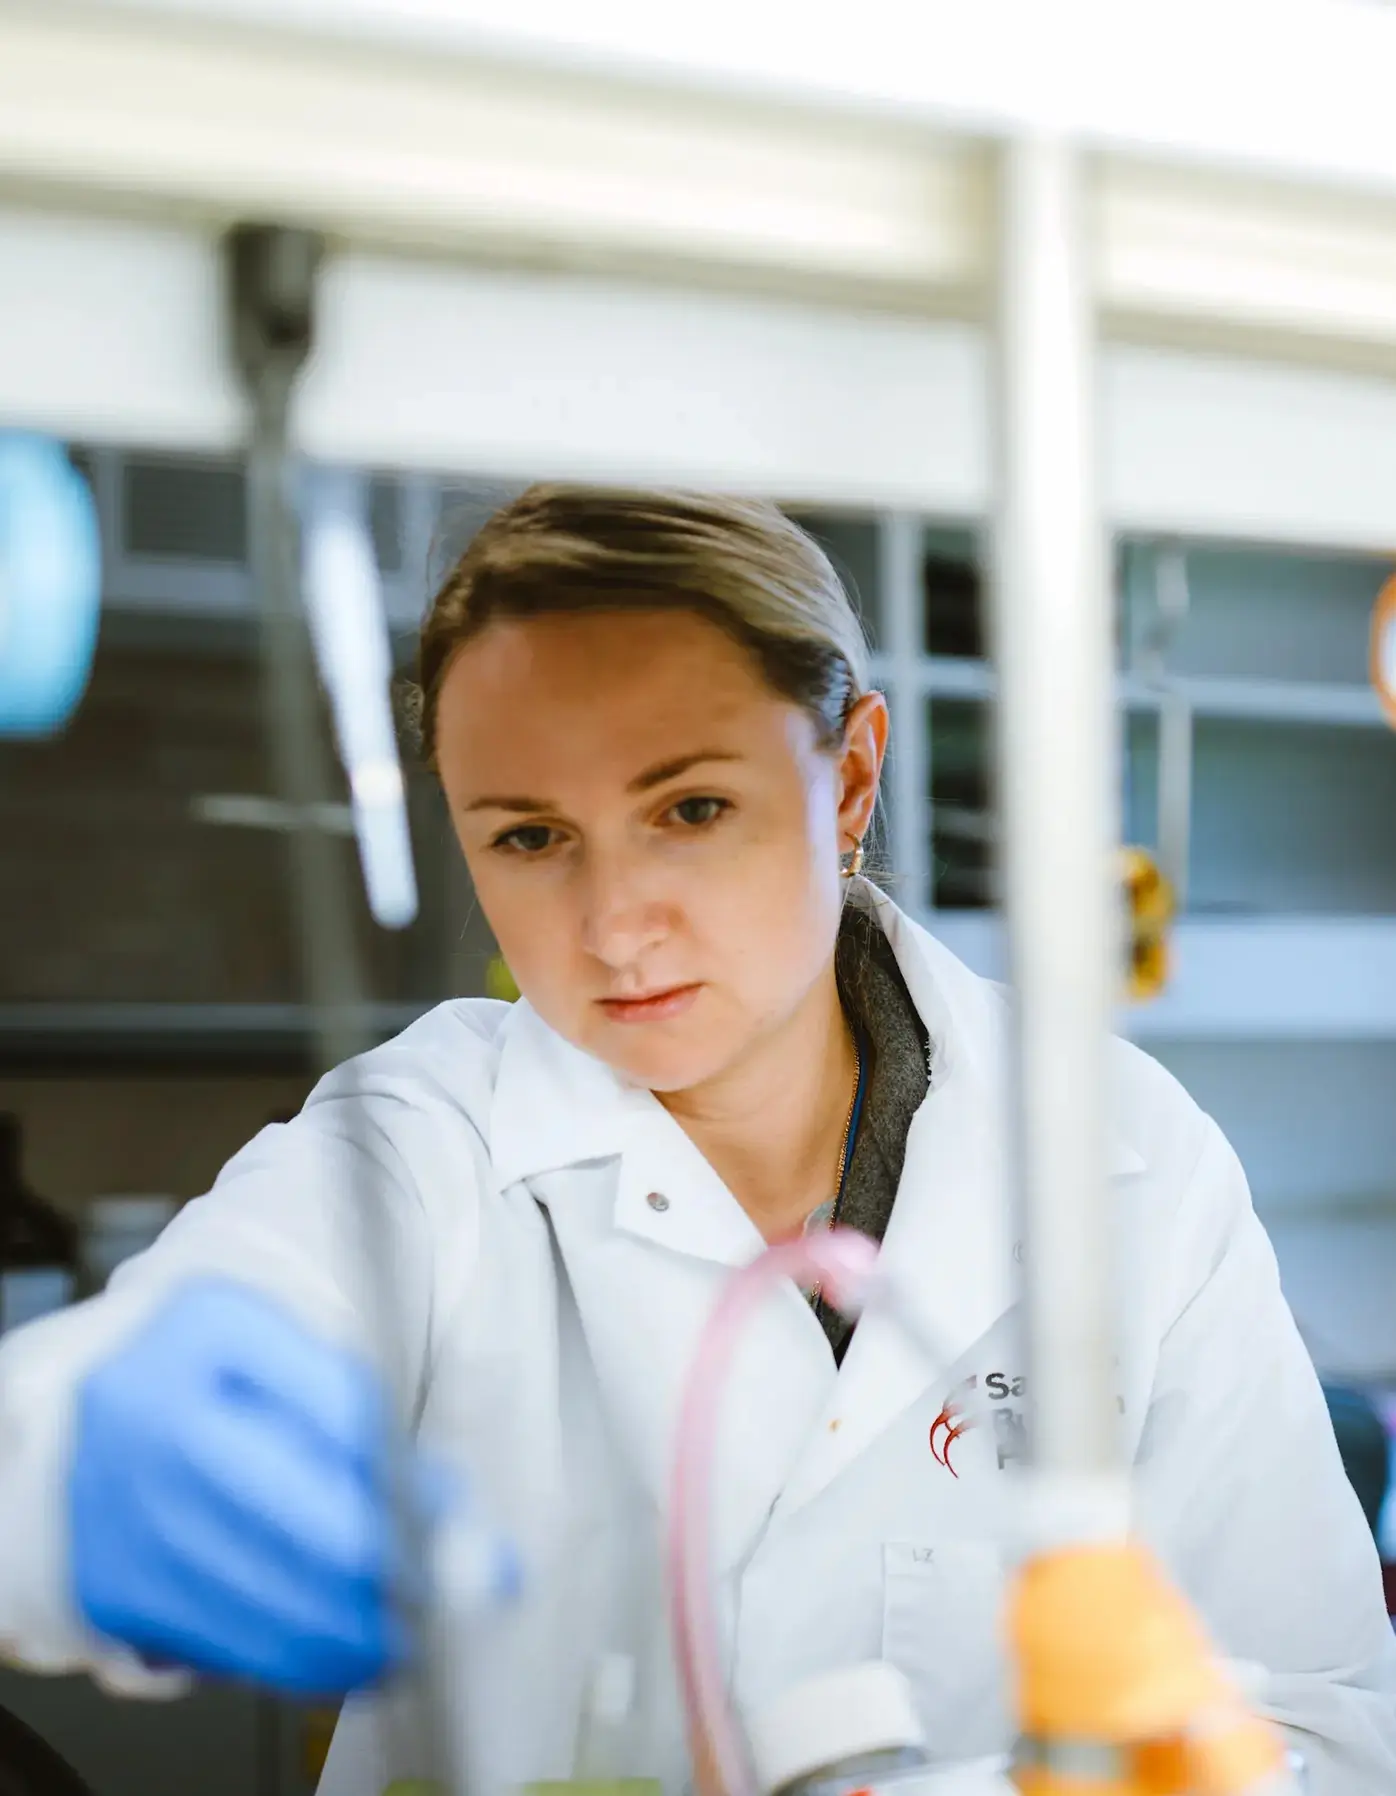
302,469,420,930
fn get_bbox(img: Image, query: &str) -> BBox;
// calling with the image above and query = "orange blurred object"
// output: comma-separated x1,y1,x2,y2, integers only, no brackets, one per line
1008,1540,1288,1795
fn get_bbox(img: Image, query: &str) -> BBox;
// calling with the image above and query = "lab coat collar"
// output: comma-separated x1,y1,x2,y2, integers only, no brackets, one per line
489,996,632,1189
489,997,766,1266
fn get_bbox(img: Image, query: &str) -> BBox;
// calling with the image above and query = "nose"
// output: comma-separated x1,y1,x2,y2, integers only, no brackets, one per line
578,845,670,973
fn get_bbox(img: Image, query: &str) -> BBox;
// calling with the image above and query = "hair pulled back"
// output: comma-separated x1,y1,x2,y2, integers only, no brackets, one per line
409,484,871,767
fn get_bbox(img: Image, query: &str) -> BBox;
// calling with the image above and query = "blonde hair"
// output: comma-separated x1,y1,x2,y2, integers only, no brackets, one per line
410,484,871,767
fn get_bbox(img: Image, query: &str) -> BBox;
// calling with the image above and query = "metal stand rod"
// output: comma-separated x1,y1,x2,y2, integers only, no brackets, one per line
227,225,469,1796
880,512,934,916
1152,547,1194,914
989,140,1122,1481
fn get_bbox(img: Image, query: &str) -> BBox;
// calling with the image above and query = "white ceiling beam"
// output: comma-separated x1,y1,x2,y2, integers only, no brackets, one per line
0,206,992,508
56,0,1396,199
10,5,1396,369
0,4,988,313
9,204,1396,553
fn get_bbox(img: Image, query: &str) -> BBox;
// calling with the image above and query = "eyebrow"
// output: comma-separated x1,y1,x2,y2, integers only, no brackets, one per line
461,750,744,814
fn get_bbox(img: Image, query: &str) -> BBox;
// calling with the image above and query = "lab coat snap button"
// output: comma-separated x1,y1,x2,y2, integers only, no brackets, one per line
646,1191,670,1213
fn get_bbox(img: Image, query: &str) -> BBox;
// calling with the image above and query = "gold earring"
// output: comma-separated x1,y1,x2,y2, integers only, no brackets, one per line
842,840,865,880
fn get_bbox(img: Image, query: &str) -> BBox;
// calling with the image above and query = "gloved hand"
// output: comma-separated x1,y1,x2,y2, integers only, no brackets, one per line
69,1278,516,1695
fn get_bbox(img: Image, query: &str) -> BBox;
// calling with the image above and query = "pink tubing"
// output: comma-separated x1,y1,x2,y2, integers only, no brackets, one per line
667,1229,882,1796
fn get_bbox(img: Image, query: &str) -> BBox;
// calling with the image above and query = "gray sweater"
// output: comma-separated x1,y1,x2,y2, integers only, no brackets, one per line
816,886,932,1363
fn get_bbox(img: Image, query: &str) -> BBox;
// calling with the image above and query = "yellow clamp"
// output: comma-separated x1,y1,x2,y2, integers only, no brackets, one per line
1374,574,1396,730
1120,848,1175,1005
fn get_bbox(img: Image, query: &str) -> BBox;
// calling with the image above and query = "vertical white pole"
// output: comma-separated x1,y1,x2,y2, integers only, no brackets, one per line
991,137,1124,1492
881,512,933,917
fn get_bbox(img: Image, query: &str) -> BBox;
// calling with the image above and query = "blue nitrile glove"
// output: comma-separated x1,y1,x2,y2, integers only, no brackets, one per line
69,1279,517,1696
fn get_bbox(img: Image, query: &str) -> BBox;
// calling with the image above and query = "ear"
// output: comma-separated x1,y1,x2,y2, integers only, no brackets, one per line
835,691,889,850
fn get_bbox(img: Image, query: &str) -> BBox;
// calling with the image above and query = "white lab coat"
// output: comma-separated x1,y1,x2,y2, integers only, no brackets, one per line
0,899,1391,1794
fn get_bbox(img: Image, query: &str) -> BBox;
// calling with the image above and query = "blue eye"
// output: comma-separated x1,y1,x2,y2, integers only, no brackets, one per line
671,797,729,828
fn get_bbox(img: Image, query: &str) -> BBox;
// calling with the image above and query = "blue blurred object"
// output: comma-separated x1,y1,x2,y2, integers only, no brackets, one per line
0,436,101,739
70,1279,515,1696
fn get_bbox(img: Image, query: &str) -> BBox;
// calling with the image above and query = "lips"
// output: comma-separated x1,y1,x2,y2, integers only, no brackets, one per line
597,983,702,1024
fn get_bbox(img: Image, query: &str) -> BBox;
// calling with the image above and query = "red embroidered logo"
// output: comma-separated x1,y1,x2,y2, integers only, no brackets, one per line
931,1371,1042,1475
929,1386,974,1478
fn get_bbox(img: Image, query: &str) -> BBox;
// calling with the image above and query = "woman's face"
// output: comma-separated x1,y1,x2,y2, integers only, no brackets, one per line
435,607,886,1093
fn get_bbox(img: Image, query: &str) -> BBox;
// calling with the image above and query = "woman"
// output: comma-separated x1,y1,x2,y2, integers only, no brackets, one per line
0,489,1390,1794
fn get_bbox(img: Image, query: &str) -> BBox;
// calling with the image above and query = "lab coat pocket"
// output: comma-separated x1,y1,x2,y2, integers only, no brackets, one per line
881,1540,1010,1764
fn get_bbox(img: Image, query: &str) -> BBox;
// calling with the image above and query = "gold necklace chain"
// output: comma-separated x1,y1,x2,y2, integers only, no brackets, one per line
808,1035,863,1309
831,1053,860,1203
